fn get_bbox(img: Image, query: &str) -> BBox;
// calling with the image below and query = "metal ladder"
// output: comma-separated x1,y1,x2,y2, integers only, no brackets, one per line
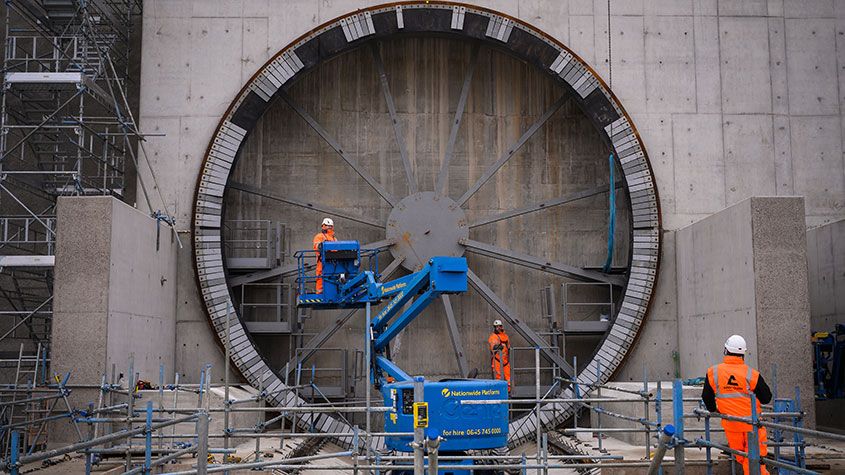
3,343,44,458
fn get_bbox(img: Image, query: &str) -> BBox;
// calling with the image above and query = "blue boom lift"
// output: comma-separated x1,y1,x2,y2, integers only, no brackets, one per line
295,240,508,465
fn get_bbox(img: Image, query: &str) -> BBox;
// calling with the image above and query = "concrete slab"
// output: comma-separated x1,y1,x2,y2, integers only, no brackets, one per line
189,17,244,117
192,0,244,18
569,0,594,15
694,0,718,16
693,15,721,113
806,218,845,332
789,116,845,219
785,18,839,115
671,114,726,214
645,0,694,16
722,114,776,205
717,0,768,16
138,16,191,118
720,17,772,114
644,15,696,113
772,115,795,195
142,0,192,18
768,17,789,114
568,15,596,66
242,0,271,17
518,0,570,44
676,199,758,377
784,0,836,18
604,16,646,113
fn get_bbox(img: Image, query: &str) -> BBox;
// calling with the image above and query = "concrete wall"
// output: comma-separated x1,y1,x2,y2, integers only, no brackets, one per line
137,1,845,392
52,196,178,384
139,0,845,229
676,197,815,425
807,218,845,332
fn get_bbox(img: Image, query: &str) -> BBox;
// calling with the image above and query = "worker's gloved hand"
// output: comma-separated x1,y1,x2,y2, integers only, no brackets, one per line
492,344,503,351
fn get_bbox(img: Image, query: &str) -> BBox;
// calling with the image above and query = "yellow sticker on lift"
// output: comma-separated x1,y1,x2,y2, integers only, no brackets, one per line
413,402,428,429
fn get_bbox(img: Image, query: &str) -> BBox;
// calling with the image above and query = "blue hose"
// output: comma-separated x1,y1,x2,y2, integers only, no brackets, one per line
603,153,616,273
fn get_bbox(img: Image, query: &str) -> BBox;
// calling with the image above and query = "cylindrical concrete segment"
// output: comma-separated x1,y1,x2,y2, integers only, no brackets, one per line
192,2,661,449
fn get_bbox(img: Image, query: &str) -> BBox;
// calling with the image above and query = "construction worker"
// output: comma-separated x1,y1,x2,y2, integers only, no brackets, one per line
312,217,336,294
488,319,511,393
702,335,773,475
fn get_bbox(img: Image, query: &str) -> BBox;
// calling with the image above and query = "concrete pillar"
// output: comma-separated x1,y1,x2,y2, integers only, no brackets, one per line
676,197,814,426
806,218,845,332
52,196,178,387
805,218,845,431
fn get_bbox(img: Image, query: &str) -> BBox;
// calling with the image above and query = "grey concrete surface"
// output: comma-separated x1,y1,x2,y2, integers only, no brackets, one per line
132,0,844,418
52,196,178,384
139,0,845,229
806,218,845,332
676,197,815,426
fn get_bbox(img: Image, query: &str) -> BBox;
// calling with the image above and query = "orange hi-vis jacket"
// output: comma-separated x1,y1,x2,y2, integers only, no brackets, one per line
488,331,510,366
312,229,336,293
706,355,763,432
488,331,511,390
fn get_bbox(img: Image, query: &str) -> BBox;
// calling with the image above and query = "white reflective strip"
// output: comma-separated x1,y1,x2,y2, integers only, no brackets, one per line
713,366,719,395
716,393,750,399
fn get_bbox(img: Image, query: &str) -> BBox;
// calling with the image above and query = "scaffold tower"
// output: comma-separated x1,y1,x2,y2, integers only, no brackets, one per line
0,0,142,381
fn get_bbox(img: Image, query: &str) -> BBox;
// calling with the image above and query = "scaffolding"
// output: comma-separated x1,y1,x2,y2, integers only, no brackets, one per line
0,0,144,375
0,323,842,475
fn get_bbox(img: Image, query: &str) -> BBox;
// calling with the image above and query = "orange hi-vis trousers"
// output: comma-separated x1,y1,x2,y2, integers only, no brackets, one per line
491,358,511,392
726,427,769,475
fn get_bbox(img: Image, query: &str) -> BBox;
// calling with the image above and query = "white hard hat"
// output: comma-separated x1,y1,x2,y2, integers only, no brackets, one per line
321,218,334,227
724,335,747,355
492,319,503,327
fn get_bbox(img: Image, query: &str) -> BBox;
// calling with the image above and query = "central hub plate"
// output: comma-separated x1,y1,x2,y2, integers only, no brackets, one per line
386,192,468,271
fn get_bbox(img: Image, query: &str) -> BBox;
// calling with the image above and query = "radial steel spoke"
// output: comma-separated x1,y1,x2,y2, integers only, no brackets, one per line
456,93,570,207
440,295,469,377
370,42,417,194
229,238,396,287
469,181,622,228
229,181,382,228
435,42,481,196
462,239,625,286
466,268,574,377
279,90,398,207
284,256,405,376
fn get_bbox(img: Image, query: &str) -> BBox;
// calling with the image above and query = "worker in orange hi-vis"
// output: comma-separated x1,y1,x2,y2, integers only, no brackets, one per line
702,335,773,475
488,319,511,393
312,217,337,294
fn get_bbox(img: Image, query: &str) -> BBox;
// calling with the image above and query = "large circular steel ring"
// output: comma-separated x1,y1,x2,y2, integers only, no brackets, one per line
192,1,661,450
